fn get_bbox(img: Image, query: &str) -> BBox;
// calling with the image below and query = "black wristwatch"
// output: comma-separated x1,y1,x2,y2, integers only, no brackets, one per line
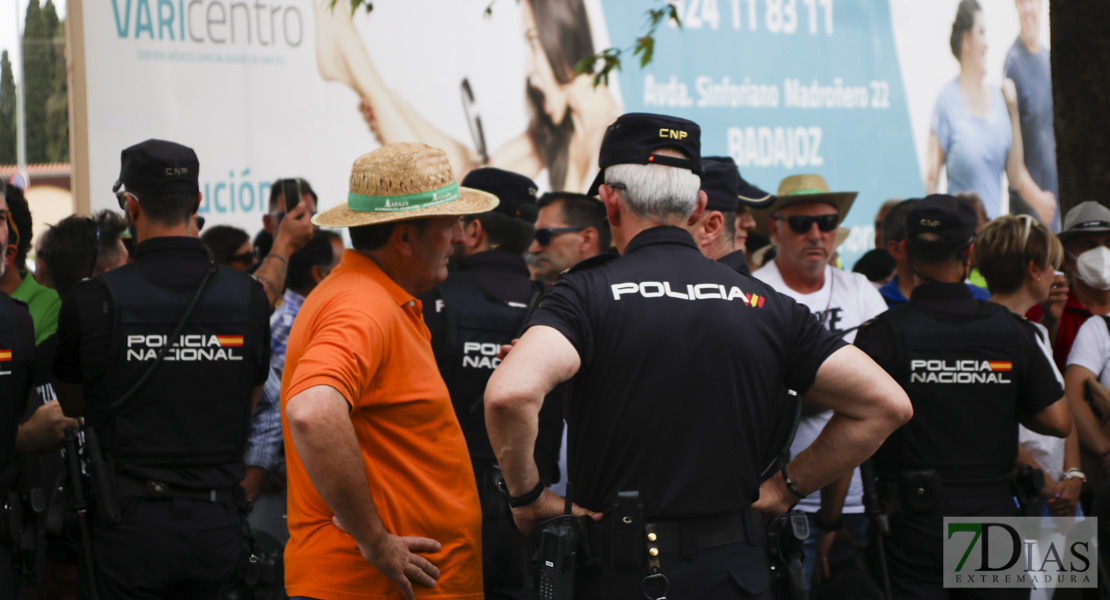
497,478,545,509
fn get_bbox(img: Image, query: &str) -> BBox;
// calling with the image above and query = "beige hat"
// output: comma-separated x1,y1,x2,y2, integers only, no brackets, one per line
751,174,858,236
313,142,499,228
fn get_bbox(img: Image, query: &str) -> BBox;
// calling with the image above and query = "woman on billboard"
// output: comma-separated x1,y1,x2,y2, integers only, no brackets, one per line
924,0,1054,224
314,0,620,192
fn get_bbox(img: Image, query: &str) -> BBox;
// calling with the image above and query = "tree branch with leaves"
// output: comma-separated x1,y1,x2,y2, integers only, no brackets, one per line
327,0,680,88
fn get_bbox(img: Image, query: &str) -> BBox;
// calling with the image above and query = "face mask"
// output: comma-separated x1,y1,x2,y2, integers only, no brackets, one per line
1073,246,1110,290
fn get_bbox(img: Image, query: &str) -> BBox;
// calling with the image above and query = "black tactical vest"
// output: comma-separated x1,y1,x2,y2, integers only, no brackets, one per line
88,263,254,473
0,297,34,493
876,301,1026,485
434,272,541,463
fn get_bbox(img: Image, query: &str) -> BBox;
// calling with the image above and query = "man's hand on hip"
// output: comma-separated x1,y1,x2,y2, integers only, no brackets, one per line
334,516,442,600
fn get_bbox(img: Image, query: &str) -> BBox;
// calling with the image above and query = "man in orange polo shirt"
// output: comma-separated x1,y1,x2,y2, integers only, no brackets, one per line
281,142,498,600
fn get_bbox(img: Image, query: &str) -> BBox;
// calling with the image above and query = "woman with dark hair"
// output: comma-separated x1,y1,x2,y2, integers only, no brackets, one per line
201,225,257,272
314,0,619,192
924,0,1054,224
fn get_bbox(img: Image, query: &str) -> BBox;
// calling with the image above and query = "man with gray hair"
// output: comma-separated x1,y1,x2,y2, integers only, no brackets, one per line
484,112,912,599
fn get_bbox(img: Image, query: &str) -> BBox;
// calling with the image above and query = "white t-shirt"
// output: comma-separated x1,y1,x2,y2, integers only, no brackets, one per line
1020,321,1066,482
753,261,888,514
1067,315,1110,388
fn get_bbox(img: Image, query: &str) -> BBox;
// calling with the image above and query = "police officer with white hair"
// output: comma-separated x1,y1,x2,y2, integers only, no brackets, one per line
484,112,913,599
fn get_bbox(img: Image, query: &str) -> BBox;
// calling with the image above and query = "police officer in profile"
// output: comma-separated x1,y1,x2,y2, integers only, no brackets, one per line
0,181,37,597
53,140,271,598
687,156,773,274
484,112,913,599
854,195,1071,599
421,167,562,600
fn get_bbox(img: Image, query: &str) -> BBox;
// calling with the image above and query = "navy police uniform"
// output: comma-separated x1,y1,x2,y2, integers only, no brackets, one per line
853,196,1063,600
550,115,845,598
530,224,845,598
53,141,270,599
422,168,562,600
0,295,35,596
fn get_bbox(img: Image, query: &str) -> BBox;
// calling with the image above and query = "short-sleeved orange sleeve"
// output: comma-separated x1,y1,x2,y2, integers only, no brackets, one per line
284,299,384,409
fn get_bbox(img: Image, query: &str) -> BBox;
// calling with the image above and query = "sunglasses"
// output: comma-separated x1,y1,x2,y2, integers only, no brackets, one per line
534,226,585,246
773,214,839,234
229,249,258,264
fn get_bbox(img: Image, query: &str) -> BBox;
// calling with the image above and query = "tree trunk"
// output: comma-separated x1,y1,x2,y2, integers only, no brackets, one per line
1051,0,1110,215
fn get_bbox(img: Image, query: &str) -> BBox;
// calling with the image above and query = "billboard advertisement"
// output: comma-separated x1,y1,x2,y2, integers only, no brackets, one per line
71,0,1052,267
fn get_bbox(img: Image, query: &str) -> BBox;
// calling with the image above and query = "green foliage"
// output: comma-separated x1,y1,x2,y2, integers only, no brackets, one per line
327,0,676,89
0,51,16,165
330,0,374,15
21,0,67,164
575,3,680,87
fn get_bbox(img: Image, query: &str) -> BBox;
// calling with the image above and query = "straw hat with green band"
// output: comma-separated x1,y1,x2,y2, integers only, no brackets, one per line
751,173,858,236
313,142,499,228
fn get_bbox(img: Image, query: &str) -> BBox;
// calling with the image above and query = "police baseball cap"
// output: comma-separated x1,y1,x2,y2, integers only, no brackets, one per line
1058,201,1110,243
700,156,774,213
114,139,200,199
586,112,702,197
461,167,539,223
905,194,978,258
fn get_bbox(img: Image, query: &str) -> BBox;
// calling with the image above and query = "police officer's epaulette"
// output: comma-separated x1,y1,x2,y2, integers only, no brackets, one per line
9,296,29,310
562,252,618,277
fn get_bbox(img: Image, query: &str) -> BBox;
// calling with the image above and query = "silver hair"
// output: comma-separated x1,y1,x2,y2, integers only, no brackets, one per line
604,162,701,222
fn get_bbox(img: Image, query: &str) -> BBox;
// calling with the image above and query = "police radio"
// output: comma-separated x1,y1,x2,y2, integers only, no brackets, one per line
537,519,577,600
527,484,583,600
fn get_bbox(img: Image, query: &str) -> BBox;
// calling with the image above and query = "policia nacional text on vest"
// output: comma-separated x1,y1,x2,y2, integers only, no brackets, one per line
73,262,274,599
89,263,253,471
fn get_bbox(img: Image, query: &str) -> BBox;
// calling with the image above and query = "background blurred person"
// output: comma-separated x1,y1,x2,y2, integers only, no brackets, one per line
1004,0,1058,229
529,192,609,285
33,227,52,287
202,224,257,272
872,198,902,249
93,209,131,274
244,229,342,547
314,0,620,192
955,191,991,289
924,0,1054,223
852,248,896,288
1028,202,1110,371
977,215,1083,517
2,185,60,345
256,178,318,260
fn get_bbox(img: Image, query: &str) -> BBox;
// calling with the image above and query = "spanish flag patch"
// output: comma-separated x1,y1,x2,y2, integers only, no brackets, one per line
0,350,10,361
988,361,1012,372
216,336,244,347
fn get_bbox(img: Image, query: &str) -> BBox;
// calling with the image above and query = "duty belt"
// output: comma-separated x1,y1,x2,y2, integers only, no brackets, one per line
115,475,238,504
880,472,1013,517
585,510,750,558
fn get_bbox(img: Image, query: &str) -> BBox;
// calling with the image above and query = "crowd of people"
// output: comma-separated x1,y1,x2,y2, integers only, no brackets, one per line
0,114,1105,600
0,2,1102,599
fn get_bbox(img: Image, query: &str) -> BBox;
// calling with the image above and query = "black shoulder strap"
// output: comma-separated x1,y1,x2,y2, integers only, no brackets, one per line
1102,315,1110,338
107,262,218,413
